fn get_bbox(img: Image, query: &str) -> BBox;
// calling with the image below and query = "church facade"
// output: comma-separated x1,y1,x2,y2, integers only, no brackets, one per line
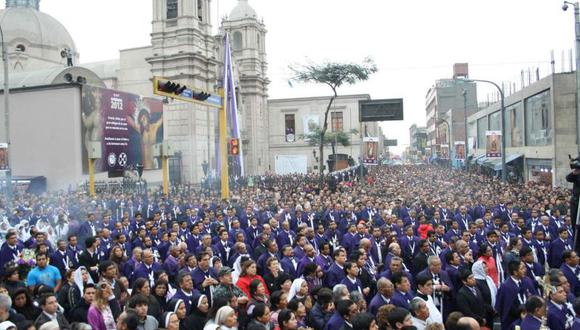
0,0,269,185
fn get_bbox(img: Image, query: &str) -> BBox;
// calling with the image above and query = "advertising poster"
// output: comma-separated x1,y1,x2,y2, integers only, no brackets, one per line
363,137,379,165
455,142,465,160
486,130,502,158
81,86,164,173
0,143,8,171
440,144,449,159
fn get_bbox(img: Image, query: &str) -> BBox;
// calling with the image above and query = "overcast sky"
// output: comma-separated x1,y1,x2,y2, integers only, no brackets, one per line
11,0,576,153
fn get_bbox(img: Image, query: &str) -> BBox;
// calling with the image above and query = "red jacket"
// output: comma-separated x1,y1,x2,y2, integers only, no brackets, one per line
236,274,270,298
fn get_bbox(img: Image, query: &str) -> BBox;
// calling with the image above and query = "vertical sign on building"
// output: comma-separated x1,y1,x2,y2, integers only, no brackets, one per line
486,130,502,157
454,141,465,160
0,143,8,171
363,137,379,165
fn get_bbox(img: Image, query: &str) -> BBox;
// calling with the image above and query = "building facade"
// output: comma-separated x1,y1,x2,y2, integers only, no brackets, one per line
0,0,270,185
467,72,577,187
409,124,427,162
425,78,477,162
268,94,382,174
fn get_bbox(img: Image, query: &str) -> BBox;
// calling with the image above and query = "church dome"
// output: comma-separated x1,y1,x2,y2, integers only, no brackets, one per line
229,0,257,20
0,6,77,53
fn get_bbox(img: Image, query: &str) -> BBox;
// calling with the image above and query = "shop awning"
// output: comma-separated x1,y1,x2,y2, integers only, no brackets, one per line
480,154,524,171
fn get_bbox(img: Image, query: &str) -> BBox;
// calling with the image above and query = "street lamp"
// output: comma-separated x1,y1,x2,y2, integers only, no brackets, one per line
462,89,469,171
563,1,580,153
457,78,506,182
0,25,11,204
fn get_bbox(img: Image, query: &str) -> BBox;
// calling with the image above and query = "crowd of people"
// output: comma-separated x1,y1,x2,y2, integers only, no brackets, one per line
0,165,576,330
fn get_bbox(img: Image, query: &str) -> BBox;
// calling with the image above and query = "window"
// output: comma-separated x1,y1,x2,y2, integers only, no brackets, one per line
285,114,295,142
489,111,501,131
477,116,488,150
167,0,178,19
504,102,524,147
233,31,243,50
525,90,552,146
331,111,343,132
197,0,203,21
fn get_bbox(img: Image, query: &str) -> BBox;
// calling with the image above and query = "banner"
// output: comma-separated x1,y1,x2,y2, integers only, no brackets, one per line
274,155,307,174
440,144,449,159
454,141,465,160
0,143,8,171
303,114,320,136
81,86,164,173
218,34,244,177
363,137,379,165
486,130,502,157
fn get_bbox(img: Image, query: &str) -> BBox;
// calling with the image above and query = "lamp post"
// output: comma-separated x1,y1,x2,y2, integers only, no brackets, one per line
0,25,11,205
563,1,580,153
462,89,469,171
458,78,506,182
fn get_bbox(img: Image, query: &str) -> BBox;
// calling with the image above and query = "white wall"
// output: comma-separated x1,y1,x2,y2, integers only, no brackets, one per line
0,86,83,190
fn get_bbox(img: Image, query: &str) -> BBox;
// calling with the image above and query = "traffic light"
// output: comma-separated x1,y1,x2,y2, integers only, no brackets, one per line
229,138,240,156
156,79,187,95
192,91,211,101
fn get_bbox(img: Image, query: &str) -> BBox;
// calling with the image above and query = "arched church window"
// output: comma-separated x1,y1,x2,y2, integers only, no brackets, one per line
233,31,243,50
257,34,260,50
167,0,178,19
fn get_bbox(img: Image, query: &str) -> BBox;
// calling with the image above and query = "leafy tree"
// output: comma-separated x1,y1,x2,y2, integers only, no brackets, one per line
290,58,377,178
304,126,359,157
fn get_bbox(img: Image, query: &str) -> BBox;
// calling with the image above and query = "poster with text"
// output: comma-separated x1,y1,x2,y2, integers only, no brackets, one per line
455,141,465,160
363,137,379,165
81,86,164,173
486,130,502,158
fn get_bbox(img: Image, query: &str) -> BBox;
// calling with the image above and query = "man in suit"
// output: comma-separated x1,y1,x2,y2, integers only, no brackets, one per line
550,228,573,268
131,248,161,287
418,255,453,319
390,271,414,310
78,213,98,244
280,245,299,278
323,248,347,288
213,229,233,265
548,284,570,330
561,249,580,297
520,296,545,330
412,239,430,276
50,239,72,279
191,251,219,304
495,260,530,330
34,293,71,330
368,278,394,315
0,232,21,275
456,269,492,328
572,298,580,330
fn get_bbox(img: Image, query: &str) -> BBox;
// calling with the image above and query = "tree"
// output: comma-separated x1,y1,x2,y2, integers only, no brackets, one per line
304,125,358,159
290,58,377,179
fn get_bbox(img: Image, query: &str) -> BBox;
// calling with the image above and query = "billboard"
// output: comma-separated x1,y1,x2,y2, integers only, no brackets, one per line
486,130,502,158
363,137,379,165
359,99,404,122
81,86,164,174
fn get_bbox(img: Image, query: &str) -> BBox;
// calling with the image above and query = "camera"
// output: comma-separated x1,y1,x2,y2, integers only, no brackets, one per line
570,154,580,169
